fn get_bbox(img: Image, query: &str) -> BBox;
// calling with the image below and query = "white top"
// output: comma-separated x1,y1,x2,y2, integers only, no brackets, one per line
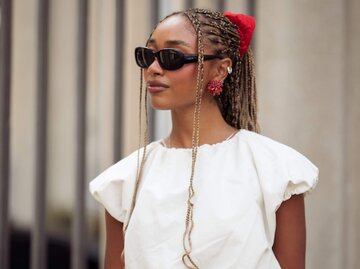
89,130,319,269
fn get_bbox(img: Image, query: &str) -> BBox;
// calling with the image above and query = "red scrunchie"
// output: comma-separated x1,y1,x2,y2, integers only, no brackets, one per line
223,12,256,56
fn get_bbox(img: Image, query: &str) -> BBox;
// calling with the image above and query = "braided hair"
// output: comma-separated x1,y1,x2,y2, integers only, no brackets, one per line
158,8,259,131
124,8,259,269
184,8,258,131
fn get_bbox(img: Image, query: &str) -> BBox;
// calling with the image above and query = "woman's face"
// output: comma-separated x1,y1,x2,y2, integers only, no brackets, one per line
143,15,210,110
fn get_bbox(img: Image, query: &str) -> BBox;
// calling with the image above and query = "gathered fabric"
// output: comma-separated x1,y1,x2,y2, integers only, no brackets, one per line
90,129,318,269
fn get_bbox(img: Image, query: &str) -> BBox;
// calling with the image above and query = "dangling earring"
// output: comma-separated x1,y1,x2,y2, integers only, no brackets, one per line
207,80,223,96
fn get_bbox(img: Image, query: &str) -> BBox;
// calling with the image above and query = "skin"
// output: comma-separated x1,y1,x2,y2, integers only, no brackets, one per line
145,15,235,148
104,210,124,269
104,14,306,269
273,194,306,269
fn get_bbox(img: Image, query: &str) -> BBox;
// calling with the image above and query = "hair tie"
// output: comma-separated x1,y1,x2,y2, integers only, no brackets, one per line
223,12,256,56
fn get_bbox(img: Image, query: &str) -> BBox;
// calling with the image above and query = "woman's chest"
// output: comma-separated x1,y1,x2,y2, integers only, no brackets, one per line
130,154,266,244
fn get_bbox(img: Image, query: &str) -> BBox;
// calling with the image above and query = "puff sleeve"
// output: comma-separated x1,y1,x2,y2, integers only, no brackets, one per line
89,150,139,223
243,130,319,240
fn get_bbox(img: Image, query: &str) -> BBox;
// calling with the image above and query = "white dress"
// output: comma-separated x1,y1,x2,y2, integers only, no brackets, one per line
89,129,319,269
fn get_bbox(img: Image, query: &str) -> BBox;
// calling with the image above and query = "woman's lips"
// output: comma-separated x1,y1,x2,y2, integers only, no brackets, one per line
147,81,169,93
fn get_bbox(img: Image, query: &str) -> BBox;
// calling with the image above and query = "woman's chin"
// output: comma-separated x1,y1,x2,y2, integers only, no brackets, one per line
149,100,172,110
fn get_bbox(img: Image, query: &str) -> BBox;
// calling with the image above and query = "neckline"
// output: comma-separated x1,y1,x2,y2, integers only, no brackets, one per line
158,129,243,151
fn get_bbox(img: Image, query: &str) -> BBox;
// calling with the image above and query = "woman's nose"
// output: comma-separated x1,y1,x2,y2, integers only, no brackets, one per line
146,58,164,75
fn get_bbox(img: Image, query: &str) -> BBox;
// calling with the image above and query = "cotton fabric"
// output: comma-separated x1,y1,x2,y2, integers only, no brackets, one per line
89,130,318,269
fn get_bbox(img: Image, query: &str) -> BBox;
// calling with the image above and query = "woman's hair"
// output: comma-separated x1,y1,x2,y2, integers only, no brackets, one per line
162,8,259,132
125,8,259,269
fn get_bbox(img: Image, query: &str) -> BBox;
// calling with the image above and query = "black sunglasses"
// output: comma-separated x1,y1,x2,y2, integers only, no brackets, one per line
135,47,222,71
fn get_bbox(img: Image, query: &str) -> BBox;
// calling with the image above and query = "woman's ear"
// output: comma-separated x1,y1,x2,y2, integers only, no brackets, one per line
211,58,232,82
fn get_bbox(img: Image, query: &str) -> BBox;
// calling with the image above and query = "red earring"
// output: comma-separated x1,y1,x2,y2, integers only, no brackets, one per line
207,80,223,96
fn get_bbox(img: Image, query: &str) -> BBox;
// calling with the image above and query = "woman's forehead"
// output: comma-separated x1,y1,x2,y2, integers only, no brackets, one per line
149,15,196,48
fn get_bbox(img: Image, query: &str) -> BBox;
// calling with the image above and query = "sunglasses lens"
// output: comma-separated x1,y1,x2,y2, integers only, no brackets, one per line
134,47,185,70
135,47,154,68
158,49,184,70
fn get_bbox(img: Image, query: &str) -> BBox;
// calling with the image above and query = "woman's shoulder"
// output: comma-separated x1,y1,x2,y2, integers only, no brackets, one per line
90,141,160,186
239,129,311,161
88,141,161,222
238,129,319,199
239,129,289,147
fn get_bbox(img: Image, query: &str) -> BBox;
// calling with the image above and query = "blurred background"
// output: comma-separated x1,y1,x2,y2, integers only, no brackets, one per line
0,0,359,268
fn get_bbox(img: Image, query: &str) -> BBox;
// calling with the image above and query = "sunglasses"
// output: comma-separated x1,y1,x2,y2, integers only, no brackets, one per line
135,47,222,71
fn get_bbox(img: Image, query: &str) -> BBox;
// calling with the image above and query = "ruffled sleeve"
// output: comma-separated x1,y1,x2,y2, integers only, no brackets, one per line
242,130,319,240
89,149,139,223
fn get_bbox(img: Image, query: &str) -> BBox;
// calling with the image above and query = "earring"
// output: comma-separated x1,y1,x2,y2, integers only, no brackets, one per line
207,80,223,96
227,66,232,74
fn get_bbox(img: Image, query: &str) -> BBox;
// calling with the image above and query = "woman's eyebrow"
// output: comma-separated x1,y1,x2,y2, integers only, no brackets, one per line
165,40,192,48
147,38,192,48
147,38,156,45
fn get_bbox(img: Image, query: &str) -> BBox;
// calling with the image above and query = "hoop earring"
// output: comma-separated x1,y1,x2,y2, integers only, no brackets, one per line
207,80,223,96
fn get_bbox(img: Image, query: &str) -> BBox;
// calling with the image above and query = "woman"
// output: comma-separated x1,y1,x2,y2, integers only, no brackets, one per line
90,8,318,269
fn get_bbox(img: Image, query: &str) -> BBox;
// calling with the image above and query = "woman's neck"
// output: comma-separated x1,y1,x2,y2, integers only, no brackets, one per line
168,99,237,148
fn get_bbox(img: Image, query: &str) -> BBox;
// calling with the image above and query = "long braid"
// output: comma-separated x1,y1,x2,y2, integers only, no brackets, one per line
188,9,259,132
124,68,148,233
178,9,259,268
125,8,259,269
180,10,205,269
122,12,184,264
122,69,149,267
